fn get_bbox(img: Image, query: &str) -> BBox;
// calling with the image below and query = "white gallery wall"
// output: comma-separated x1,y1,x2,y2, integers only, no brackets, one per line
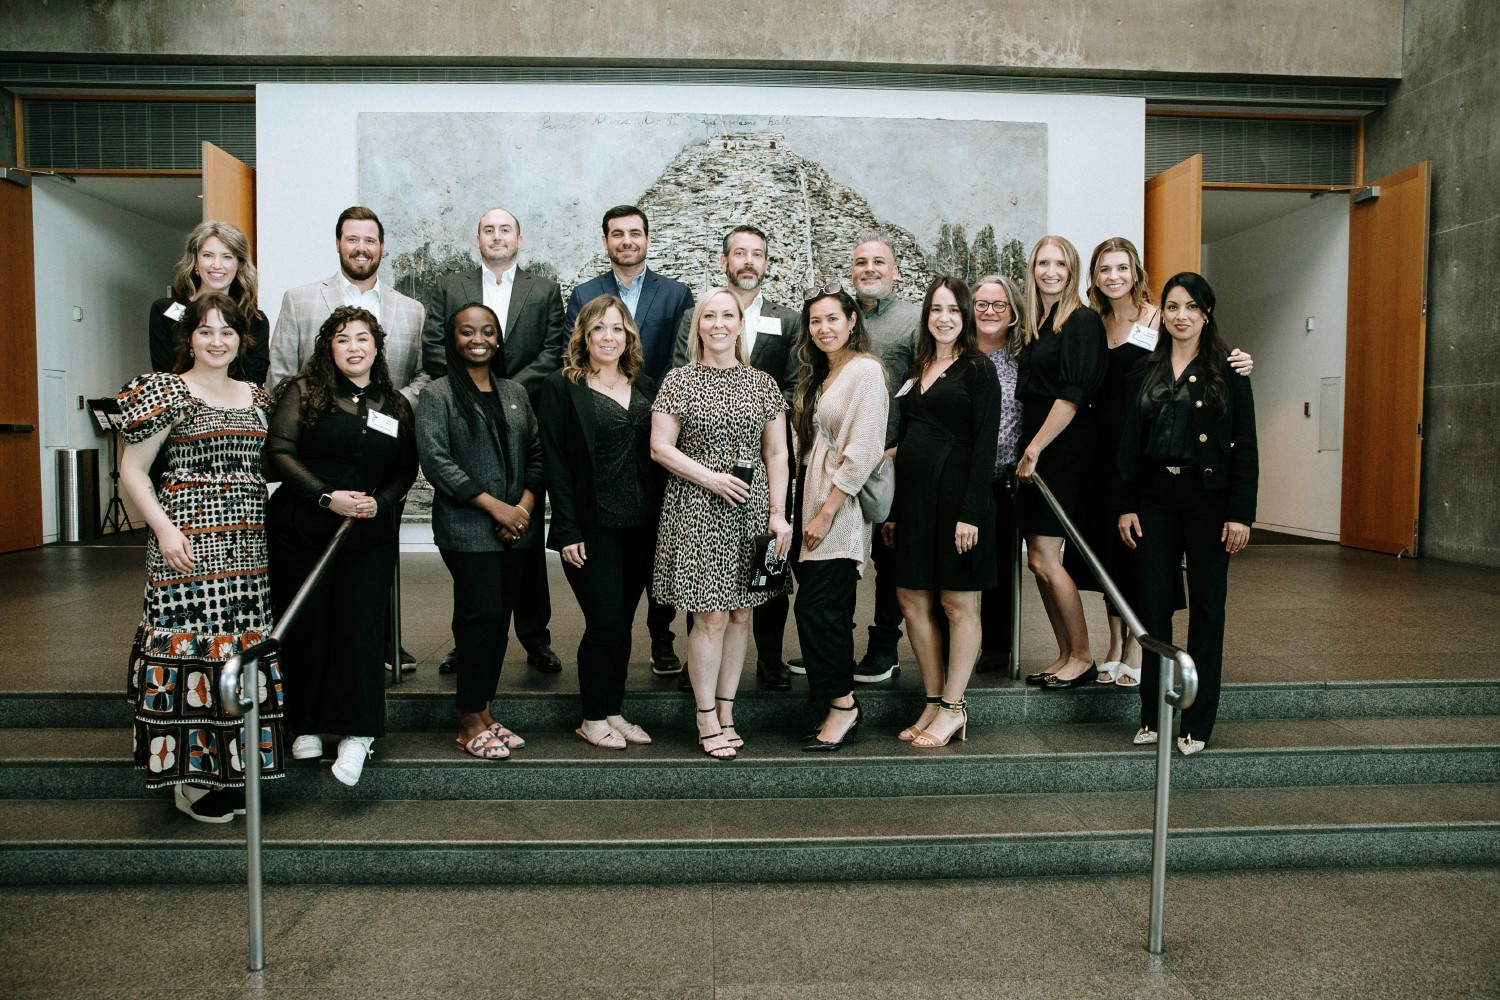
255,83,1146,326
1204,195,1350,539
31,181,185,542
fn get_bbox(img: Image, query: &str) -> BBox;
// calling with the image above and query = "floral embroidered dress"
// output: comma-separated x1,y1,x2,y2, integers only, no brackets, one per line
117,372,287,790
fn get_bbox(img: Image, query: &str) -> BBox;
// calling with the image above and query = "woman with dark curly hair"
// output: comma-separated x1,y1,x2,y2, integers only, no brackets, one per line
263,305,417,785
117,291,285,823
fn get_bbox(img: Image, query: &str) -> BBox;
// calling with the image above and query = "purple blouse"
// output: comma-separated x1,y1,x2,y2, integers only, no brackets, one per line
987,347,1023,476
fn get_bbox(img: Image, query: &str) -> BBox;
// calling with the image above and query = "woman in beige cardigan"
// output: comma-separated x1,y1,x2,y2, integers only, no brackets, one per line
791,287,891,751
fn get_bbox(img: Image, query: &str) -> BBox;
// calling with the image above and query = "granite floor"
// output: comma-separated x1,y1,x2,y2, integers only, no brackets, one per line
2,867,1497,999
4,538,1499,694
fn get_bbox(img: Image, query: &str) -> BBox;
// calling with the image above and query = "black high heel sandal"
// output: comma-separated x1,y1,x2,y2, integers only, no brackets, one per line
802,699,860,752
696,707,737,760
715,696,743,748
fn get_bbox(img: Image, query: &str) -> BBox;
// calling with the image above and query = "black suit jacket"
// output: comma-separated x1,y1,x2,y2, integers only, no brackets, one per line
565,268,694,384
537,370,664,551
671,296,802,392
422,267,565,396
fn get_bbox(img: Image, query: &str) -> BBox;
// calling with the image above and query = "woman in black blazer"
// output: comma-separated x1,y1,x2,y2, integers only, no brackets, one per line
539,294,663,749
1117,272,1258,755
150,221,270,386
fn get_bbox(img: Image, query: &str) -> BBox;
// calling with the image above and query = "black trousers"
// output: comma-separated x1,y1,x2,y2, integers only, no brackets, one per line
268,509,395,739
513,541,552,649
979,473,1018,655
794,557,861,702
562,524,653,719
1133,469,1231,743
867,527,904,656
440,548,524,714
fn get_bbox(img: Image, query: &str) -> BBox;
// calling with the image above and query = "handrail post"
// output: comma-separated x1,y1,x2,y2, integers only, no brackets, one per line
388,559,404,686
1147,651,1174,955
242,677,265,971
1008,522,1022,679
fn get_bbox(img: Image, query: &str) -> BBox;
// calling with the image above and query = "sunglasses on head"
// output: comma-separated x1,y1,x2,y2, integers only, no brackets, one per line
802,283,845,301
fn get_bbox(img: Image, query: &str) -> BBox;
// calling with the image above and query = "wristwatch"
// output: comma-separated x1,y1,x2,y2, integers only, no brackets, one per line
318,493,333,509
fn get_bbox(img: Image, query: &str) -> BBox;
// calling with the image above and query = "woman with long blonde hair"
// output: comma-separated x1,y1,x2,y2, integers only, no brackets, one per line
149,221,269,385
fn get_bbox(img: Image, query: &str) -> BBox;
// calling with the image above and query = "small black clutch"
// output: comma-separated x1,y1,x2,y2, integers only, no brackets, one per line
747,532,789,592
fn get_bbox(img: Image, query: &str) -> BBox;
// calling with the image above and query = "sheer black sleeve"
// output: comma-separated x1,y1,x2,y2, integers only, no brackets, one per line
263,380,331,499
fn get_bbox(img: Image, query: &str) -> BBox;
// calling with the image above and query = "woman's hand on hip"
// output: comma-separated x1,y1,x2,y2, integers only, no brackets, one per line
1222,521,1251,554
561,542,586,568
704,471,750,506
769,513,793,558
157,523,195,573
955,521,979,554
803,510,833,552
1118,513,1142,550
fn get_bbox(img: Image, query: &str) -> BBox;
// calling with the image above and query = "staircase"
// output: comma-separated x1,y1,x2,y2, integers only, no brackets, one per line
3,677,1498,885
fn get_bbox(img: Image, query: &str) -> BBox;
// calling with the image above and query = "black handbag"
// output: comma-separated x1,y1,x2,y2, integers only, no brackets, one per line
747,532,789,592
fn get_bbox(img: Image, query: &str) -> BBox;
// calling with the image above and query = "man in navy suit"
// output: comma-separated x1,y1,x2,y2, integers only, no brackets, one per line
565,205,694,383
423,207,567,675
566,205,694,674
669,225,801,690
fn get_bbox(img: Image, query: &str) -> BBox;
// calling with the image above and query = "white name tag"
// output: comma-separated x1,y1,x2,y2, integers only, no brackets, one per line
163,301,186,321
366,408,400,437
754,316,782,337
1126,323,1159,351
894,378,915,398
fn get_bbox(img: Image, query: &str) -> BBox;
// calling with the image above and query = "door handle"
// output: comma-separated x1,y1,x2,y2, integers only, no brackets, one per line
0,424,36,433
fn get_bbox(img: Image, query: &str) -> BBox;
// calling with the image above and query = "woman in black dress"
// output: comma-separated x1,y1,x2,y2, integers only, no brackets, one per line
1087,238,1253,688
150,221,270,386
884,276,1002,748
1014,236,1107,689
264,306,417,786
540,294,662,750
1118,272,1257,754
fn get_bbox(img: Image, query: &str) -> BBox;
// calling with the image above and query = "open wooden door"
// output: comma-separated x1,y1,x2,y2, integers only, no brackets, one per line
202,141,256,261
1340,162,1431,556
1143,154,1203,299
0,169,43,553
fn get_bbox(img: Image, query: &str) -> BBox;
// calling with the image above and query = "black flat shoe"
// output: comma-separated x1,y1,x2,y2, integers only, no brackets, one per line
1043,663,1100,690
802,700,860,752
1025,671,1057,686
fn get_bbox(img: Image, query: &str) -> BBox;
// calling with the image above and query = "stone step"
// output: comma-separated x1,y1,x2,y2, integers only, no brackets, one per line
4,678,1499,731
3,783,1497,885
6,716,1498,801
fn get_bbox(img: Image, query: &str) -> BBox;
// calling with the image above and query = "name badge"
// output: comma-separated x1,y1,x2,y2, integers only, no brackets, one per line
163,301,186,321
754,316,782,337
1126,323,1159,351
894,378,915,398
366,408,400,437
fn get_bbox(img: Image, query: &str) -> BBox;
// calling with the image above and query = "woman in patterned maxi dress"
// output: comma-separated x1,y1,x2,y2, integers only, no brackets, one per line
117,291,286,824
651,289,793,760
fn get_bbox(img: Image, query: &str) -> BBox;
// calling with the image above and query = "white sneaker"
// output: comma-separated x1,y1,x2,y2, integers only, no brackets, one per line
291,734,324,760
331,736,374,786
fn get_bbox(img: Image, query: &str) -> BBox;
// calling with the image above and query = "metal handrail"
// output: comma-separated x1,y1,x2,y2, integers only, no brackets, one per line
1021,473,1198,956
218,516,355,972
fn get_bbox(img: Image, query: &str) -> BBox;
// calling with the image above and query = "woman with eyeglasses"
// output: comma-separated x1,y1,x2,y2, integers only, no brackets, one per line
883,275,1003,748
790,286,889,751
1117,272,1257,755
970,274,1028,676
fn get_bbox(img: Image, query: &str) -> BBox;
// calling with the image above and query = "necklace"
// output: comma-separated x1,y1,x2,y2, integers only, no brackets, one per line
593,370,624,390
934,352,957,361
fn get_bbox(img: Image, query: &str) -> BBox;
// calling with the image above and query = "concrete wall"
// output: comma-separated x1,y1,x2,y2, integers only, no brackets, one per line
31,181,185,542
1203,196,1350,540
1364,1,1500,566
0,1,1404,81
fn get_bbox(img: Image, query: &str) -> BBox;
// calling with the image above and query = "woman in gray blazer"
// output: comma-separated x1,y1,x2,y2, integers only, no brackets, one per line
415,303,544,760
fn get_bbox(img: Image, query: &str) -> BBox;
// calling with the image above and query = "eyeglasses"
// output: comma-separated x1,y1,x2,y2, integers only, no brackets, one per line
802,283,845,301
974,301,1011,314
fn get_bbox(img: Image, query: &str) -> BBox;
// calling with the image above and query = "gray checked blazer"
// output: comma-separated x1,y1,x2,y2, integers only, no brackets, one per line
267,273,430,402
414,374,544,553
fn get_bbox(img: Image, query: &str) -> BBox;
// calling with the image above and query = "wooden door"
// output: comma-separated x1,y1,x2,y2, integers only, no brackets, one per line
202,141,256,261
1340,162,1431,555
0,169,43,552
1144,154,1203,298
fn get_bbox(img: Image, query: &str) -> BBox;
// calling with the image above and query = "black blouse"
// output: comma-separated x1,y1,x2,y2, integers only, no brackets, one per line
1141,360,1202,465
264,373,418,519
592,388,651,528
1016,302,1107,414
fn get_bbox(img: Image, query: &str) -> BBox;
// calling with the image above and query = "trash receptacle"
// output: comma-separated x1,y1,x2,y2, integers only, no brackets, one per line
56,448,100,543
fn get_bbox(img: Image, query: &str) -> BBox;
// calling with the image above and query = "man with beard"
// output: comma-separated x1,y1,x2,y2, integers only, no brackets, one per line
266,205,428,674
267,206,428,400
566,205,694,675
663,225,800,690
422,206,566,675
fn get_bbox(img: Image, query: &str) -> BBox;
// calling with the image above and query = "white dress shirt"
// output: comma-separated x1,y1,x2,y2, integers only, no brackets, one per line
741,292,765,358
482,263,518,337
338,274,383,322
